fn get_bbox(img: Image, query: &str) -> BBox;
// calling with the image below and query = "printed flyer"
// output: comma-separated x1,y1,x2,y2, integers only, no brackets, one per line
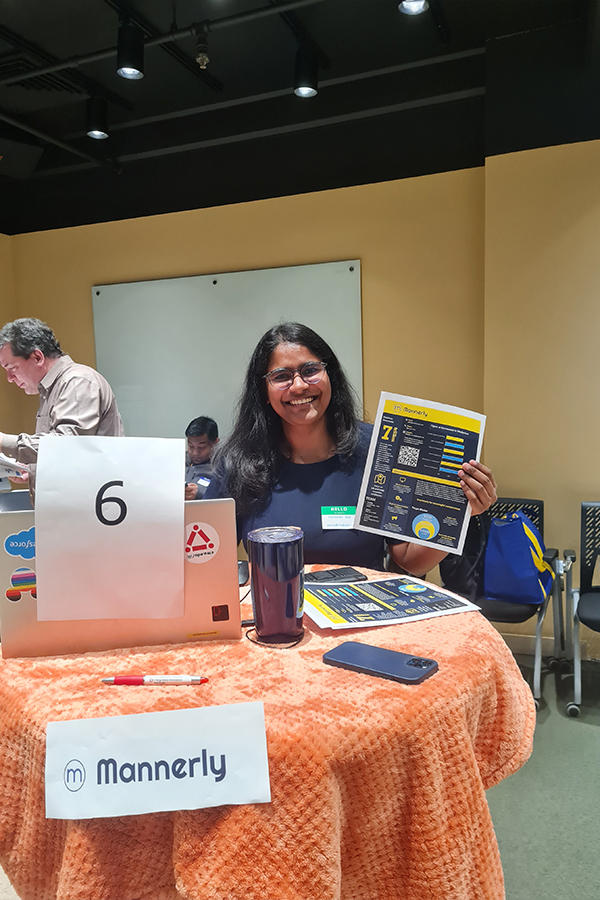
355,393,486,555
304,576,479,630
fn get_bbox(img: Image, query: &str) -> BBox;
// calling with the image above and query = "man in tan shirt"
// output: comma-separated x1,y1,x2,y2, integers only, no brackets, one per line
0,318,124,498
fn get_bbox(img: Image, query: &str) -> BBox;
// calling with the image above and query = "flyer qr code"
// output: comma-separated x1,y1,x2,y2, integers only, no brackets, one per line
397,445,419,467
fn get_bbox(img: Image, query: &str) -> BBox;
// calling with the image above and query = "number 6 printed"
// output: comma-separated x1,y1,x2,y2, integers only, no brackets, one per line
95,481,128,526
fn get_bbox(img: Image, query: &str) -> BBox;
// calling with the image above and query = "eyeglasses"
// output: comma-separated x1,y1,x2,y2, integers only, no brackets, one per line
263,361,328,390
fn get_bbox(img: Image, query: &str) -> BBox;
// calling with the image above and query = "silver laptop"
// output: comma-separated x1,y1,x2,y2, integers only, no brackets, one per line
0,494,241,658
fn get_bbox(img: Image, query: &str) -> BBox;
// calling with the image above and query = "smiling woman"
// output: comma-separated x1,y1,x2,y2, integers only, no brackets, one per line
205,322,497,574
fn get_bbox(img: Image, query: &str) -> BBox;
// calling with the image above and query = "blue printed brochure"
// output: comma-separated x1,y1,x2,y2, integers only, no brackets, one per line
355,393,486,556
304,575,479,630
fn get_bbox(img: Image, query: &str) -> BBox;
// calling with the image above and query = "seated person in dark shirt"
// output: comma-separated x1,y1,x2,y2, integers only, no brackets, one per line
185,416,219,500
205,322,497,573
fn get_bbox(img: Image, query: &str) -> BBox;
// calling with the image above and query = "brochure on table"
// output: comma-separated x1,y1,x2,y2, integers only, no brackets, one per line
355,393,486,556
304,575,479,630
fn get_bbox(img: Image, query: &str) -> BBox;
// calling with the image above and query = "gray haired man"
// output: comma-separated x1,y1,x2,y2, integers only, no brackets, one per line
0,317,124,498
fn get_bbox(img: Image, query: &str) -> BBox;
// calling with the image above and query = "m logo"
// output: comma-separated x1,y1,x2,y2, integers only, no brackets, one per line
64,759,86,792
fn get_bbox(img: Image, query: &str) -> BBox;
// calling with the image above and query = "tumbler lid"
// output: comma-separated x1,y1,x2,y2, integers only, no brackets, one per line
247,526,303,543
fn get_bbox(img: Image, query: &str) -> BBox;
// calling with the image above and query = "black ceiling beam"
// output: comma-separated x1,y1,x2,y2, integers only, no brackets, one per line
267,0,330,70
0,105,120,171
118,87,487,164
82,47,484,136
100,0,222,92
0,22,132,111
0,0,327,88
37,83,485,178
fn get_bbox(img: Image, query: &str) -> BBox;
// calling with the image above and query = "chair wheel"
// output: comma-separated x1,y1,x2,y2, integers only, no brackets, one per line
534,697,540,712
548,657,560,672
566,703,580,718
559,658,572,674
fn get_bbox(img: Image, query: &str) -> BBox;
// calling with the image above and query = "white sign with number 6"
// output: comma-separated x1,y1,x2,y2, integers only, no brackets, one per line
35,436,185,621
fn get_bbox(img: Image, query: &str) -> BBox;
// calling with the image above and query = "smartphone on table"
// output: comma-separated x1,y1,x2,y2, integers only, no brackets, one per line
304,567,367,584
322,641,438,684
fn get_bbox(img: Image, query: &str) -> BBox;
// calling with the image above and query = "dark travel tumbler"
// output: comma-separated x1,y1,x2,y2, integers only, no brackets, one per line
247,526,304,643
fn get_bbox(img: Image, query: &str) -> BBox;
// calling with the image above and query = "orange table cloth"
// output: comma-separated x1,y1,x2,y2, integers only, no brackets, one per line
0,577,534,900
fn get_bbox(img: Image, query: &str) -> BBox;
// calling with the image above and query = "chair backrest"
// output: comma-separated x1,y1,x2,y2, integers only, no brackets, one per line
439,497,544,600
580,502,600,594
489,498,544,538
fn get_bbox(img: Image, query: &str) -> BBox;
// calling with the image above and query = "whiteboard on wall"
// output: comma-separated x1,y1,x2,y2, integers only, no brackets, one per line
92,260,362,440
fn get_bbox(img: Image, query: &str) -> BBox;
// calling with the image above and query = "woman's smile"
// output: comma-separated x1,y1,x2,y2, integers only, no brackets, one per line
287,396,317,406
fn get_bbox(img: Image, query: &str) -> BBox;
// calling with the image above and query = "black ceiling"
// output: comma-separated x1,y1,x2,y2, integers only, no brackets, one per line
0,0,598,234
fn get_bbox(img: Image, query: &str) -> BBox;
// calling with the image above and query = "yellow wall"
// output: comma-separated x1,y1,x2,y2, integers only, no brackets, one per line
8,168,485,429
0,234,20,433
485,140,600,654
5,144,600,651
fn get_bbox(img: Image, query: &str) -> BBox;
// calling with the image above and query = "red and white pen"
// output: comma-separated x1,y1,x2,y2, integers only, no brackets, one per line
102,675,208,685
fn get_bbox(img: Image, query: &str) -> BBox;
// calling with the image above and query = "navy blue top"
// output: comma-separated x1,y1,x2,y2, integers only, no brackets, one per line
205,423,395,570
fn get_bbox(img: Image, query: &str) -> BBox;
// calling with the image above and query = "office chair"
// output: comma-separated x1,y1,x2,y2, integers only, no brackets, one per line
441,498,564,710
563,502,600,717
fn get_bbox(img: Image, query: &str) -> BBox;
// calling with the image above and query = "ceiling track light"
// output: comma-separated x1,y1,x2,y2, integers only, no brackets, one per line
117,20,145,80
86,97,109,140
398,0,430,14
294,42,318,99
195,27,210,69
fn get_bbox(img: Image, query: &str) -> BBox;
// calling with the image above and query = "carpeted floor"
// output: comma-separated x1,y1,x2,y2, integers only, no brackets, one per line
487,658,600,900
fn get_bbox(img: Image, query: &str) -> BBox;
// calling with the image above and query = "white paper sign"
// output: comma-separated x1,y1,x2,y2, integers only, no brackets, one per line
35,436,184,620
45,702,271,820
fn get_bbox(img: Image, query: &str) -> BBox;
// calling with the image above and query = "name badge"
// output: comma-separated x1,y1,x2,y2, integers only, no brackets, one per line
321,506,356,530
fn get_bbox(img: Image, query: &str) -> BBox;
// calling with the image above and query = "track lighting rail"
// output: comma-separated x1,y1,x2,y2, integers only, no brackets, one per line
0,0,326,88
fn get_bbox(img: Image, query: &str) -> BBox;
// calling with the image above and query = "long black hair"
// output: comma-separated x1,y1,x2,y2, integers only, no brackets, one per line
213,322,360,515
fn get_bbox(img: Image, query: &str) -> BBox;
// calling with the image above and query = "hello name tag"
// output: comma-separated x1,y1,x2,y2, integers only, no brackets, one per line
321,506,356,529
